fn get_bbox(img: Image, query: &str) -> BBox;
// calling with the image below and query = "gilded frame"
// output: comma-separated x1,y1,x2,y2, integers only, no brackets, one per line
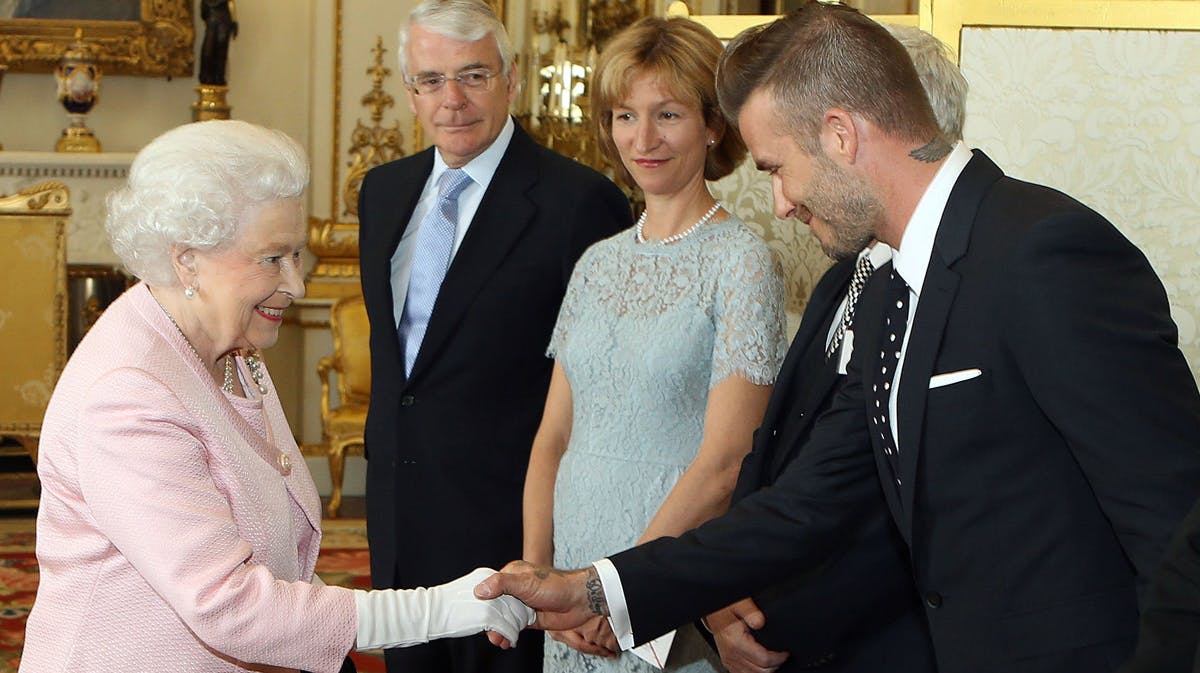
926,0,1200,61
670,7,917,40
0,0,194,77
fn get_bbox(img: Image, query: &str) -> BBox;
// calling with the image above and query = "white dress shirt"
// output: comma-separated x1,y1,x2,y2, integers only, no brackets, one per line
596,142,975,652
886,142,972,449
389,116,516,328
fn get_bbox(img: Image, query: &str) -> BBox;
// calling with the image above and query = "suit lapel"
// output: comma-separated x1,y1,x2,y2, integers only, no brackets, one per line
374,148,433,291
764,259,854,477
895,151,1004,525
407,124,539,383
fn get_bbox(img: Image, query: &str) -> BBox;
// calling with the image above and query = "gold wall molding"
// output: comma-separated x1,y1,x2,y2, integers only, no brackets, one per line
330,0,345,221
668,1,917,38
0,0,195,78
342,36,405,219
306,215,364,299
307,0,361,301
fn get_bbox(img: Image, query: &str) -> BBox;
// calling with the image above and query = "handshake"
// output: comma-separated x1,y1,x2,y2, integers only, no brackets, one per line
471,561,609,650
354,561,604,653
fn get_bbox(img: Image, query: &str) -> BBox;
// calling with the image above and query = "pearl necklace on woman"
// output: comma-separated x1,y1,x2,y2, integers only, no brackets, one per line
635,201,723,245
151,291,268,397
224,350,269,397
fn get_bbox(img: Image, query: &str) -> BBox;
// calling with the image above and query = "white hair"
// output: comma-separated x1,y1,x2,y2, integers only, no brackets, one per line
884,24,968,141
105,120,309,287
397,0,515,81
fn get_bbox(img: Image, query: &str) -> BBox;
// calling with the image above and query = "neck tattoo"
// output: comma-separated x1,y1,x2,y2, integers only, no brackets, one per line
635,201,723,245
909,135,953,163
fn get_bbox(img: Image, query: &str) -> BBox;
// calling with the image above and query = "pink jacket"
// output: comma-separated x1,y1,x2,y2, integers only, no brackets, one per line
20,284,357,672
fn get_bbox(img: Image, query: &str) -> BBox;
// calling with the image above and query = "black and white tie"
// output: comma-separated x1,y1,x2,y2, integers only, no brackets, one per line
871,269,909,486
826,253,876,360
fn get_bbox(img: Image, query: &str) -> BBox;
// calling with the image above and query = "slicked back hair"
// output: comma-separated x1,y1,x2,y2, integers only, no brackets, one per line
716,1,941,155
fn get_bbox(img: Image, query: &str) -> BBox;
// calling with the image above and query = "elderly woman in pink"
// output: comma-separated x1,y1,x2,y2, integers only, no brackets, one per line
19,120,531,673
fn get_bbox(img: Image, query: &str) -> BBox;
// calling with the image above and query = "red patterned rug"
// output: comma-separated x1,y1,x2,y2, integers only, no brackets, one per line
0,517,382,671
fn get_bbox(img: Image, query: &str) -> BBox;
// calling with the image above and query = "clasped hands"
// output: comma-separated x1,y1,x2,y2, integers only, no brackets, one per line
473,560,614,654
473,562,790,673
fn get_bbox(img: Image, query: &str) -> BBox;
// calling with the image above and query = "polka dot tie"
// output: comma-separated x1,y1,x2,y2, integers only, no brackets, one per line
397,168,474,377
872,269,909,487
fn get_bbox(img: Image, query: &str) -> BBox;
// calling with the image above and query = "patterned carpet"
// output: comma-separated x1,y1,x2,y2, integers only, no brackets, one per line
0,516,380,671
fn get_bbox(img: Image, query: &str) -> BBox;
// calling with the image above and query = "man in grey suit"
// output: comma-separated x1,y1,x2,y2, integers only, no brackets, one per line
356,2,630,672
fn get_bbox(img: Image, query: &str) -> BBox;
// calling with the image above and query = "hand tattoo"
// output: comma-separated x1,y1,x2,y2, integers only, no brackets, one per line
584,567,609,616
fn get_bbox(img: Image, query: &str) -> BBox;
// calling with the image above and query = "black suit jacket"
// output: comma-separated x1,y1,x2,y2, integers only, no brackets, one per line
609,151,1200,673
357,122,630,589
727,256,936,672
1120,495,1200,673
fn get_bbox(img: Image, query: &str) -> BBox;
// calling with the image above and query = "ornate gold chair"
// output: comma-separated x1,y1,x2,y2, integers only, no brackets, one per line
0,182,70,475
317,294,370,518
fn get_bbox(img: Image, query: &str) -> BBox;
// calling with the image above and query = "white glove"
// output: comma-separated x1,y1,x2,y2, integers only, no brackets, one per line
354,567,535,650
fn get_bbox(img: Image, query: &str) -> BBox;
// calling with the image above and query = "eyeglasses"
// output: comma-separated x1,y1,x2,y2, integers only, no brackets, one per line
407,69,499,95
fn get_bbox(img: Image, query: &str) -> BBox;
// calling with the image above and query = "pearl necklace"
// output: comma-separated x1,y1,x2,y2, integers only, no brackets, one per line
635,201,723,245
225,350,269,397
151,291,268,397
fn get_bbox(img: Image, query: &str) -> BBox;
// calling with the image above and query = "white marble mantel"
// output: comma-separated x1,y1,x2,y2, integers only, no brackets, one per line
0,151,135,265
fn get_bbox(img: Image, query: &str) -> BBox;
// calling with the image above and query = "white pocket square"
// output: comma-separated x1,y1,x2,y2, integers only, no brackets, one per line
928,368,982,389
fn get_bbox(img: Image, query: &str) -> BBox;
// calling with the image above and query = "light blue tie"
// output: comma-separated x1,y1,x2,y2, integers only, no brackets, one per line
398,168,473,376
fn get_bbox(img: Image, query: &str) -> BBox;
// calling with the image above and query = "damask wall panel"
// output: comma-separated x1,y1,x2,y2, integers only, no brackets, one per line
961,27,1200,379
711,159,834,335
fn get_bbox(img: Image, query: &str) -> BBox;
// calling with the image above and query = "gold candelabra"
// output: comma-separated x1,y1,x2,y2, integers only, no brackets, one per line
516,2,616,172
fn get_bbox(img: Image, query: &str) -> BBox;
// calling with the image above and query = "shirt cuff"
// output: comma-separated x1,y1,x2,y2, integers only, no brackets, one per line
592,558,635,651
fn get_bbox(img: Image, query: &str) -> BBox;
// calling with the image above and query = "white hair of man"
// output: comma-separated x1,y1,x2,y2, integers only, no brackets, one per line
397,0,516,80
883,23,968,141
106,120,309,287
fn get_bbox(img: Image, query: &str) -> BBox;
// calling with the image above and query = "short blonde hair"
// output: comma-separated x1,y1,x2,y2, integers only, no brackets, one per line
591,17,746,188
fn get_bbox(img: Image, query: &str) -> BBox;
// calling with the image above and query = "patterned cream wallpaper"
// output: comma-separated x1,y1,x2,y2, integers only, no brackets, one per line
962,27,1200,379
711,164,835,336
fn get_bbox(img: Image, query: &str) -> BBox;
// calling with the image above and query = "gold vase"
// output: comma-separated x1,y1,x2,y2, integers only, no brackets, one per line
192,84,232,121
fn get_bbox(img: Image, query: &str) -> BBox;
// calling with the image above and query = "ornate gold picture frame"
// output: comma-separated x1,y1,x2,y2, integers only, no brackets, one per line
0,0,194,77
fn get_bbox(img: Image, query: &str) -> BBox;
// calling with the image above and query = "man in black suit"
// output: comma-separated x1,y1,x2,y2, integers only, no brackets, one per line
704,24,967,673
477,4,1200,672
357,1,630,671
1120,496,1200,673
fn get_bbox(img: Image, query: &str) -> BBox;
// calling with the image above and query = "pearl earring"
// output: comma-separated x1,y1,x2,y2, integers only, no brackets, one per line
184,286,196,299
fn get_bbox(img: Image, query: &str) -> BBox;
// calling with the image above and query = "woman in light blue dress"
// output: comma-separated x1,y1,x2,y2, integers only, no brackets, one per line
523,17,787,673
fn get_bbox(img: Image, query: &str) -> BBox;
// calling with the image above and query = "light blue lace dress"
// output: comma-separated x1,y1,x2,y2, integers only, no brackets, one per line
545,215,787,672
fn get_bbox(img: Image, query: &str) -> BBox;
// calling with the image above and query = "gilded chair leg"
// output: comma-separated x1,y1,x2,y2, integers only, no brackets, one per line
327,441,347,519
